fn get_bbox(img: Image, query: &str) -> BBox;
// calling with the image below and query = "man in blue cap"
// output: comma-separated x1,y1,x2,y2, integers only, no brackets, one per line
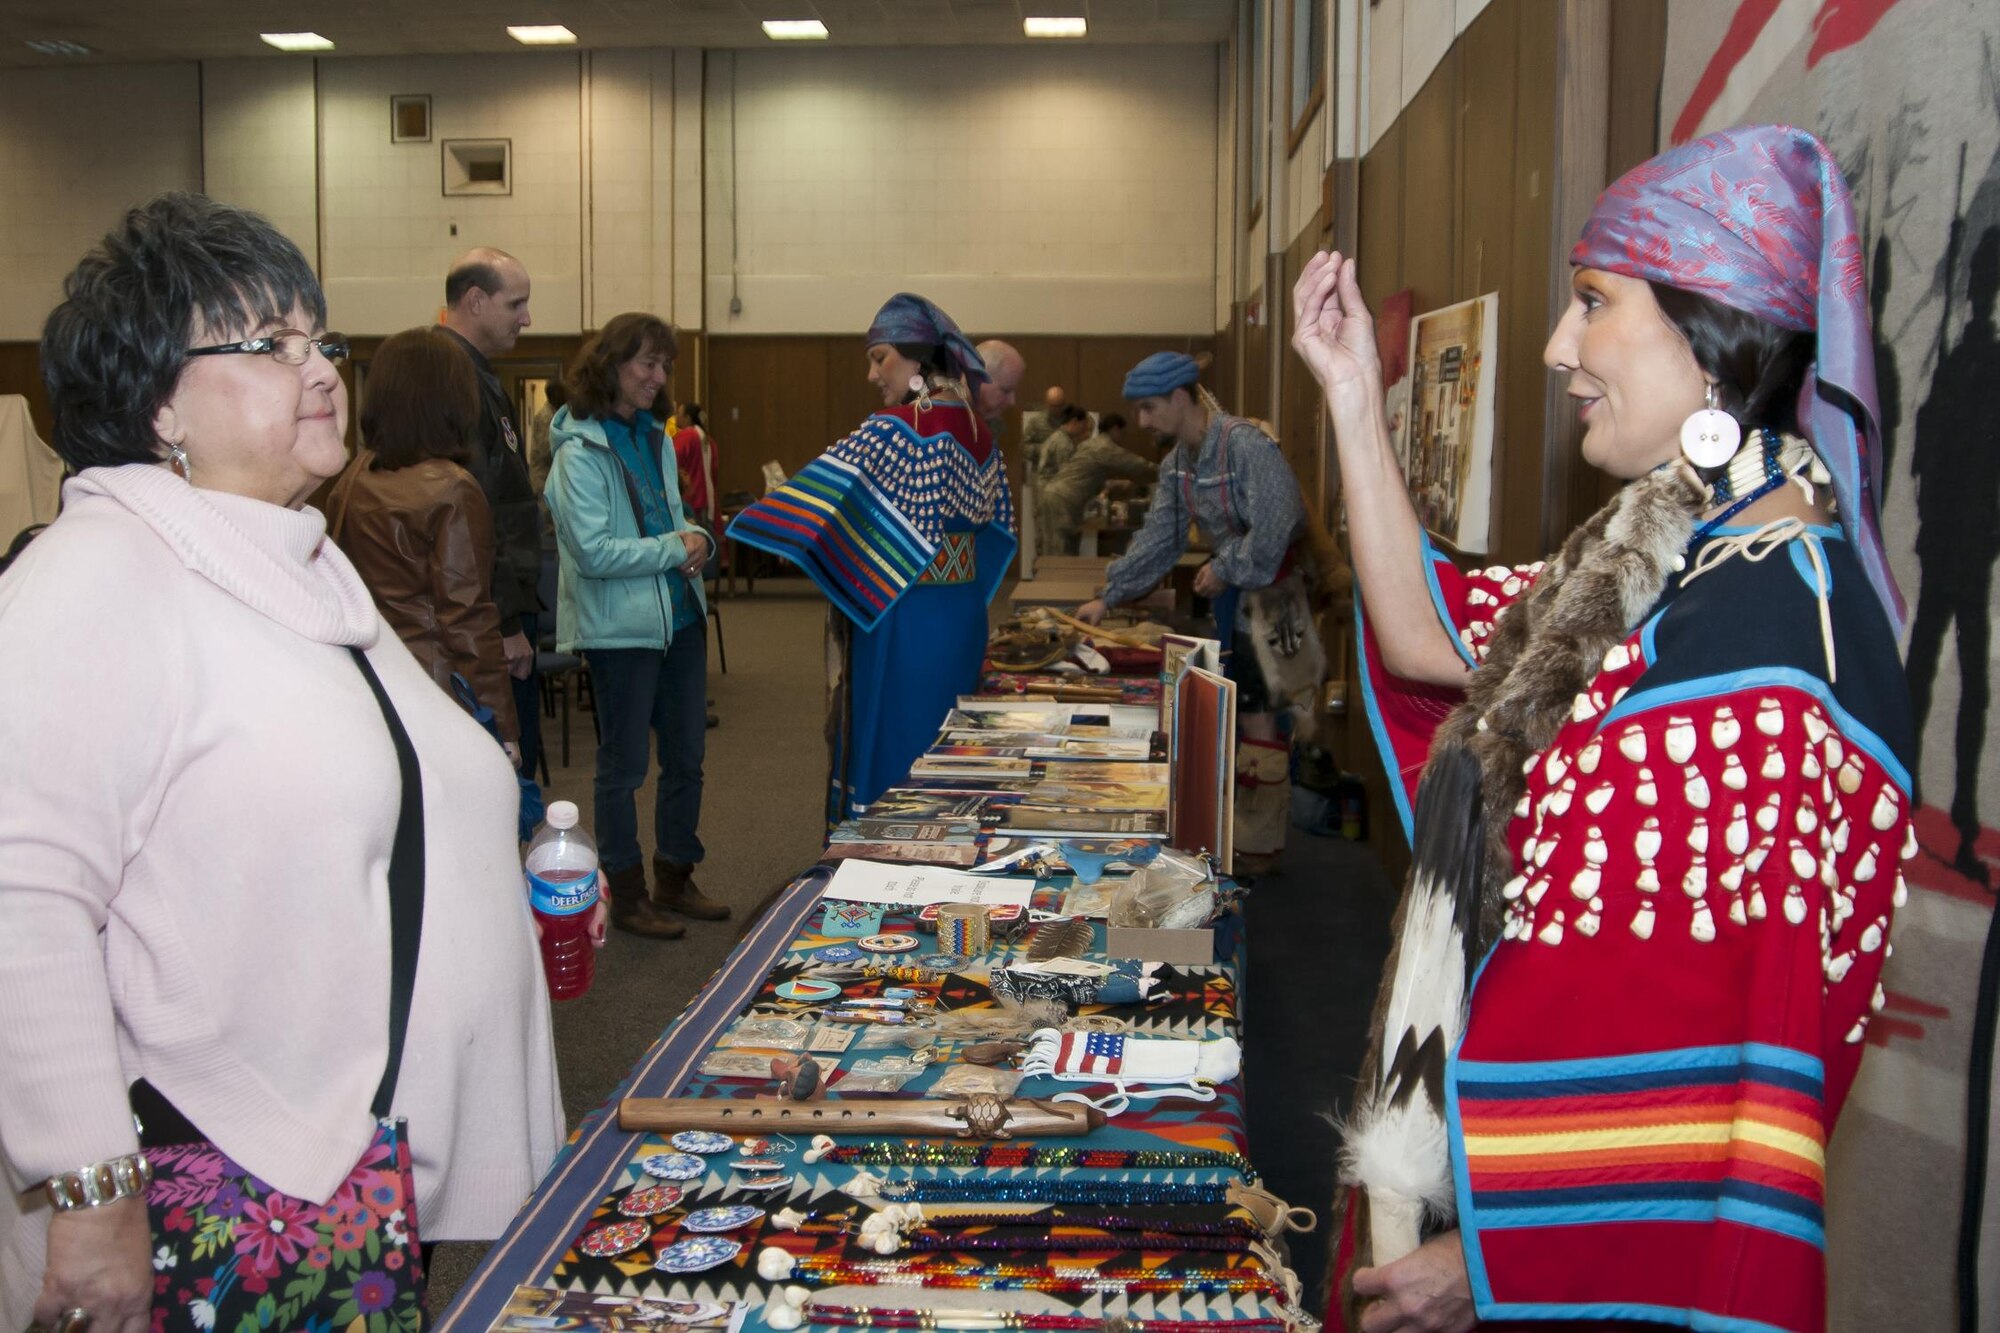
1076,352,1305,672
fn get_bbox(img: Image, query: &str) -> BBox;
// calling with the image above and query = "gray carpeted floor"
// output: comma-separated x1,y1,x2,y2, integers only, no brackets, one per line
429,578,832,1308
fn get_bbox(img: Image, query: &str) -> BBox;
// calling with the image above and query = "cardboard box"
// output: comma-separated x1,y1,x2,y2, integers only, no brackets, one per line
1104,925,1216,966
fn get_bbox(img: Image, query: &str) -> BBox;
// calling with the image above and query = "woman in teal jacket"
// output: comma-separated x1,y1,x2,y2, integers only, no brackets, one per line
546,313,728,939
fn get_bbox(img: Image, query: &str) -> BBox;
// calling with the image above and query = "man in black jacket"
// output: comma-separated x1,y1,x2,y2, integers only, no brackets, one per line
441,248,545,775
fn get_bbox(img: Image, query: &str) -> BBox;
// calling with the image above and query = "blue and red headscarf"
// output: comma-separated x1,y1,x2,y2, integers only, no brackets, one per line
1571,124,1904,634
866,292,989,391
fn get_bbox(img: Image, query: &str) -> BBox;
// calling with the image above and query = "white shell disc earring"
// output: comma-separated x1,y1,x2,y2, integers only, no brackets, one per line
1680,381,1741,470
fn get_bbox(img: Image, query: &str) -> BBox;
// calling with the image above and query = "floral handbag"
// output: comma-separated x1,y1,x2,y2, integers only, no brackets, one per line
138,648,429,1332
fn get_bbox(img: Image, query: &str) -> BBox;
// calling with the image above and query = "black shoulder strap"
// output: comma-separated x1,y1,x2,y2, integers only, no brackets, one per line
348,648,427,1119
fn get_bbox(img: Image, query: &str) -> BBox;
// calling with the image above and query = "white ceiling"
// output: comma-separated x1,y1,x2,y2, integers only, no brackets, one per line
0,0,1234,68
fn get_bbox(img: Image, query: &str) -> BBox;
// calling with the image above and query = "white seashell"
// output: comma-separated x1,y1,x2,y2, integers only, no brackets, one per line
1826,951,1855,984
1712,709,1741,750
1684,768,1711,809
758,1247,799,1280
1726,807,1751,856
1761,746,1787,781
766,1304,803,1331
1893,875,1909,909
1784,887,1808,925
1526,878,1549,906
1572,693,1598,723
872,1233,900,1255
1604,644,1632,673
1871,982,1886,1014
1631,902,1656,939
1854,846,1877,883
1691,902,1717,942
1571,866,1602,900
1637,770,1659,806
1722,755,1748,790
1831,890,1855,930
1545,749,1568,786
1612,686,1629,706
1462,628,1478,646
1585,828,1608,864
1534,838,1557,868
1831,820,1851,855
1636,819,1663,861
1619,727,1648,764
1789,845,1818,880
1748,887,1768,920
1756,698,1785,737
1538,913,1566,946
1546,780,1575,818
1522,837,1537,862
1468,587,1492,606
1796,805,1819,836
1503,576,1524,596
1838,758,1865,794
1683,859,1708,898
1870,788,1899,831
1747,838,1773,873
1687,818,1710,855
1801,750,1822,781
1845,1018,1868,1044
1666,717,1697,764
1803,711,1829,745
1503,913,1524,941
1514,795,1531,819
1585,783,1614,815
1637,866,1661,893
1824,734,1844,769
1902,823,1919,860
1756,795,1783,833
1576,907,1602,937
1860,919,1885,952
1503,875,1528,901
1576,738,1603,774
1522,753,1540,776
1730,897,1749,926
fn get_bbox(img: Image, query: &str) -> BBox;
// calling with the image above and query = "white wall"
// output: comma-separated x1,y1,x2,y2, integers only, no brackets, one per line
317,53,587,334
702,46,1220,336
1363,0,1493,152
202,61,318,270
0,64,202,340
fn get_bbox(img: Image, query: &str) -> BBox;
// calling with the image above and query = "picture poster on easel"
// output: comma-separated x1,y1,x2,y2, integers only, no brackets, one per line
1400,292,1499,555
1167,665,1235,876
1157,632,1222,739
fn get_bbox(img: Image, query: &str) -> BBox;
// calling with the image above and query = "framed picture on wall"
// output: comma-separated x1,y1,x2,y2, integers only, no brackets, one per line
390,94,431,143
1286,0,1325,155
1401,292,1500,555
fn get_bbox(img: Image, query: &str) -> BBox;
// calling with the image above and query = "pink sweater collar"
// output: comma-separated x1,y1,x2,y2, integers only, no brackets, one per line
65,465,381,647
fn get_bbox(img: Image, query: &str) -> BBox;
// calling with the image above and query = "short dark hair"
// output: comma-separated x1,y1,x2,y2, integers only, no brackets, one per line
1051,403,1090,427
361,327,479,470
1651,282,1813,439
894,342,951,379
1100,412,1127,432
564,313,678,420
39,191,326,471
445,259,505,307
681,403,705,429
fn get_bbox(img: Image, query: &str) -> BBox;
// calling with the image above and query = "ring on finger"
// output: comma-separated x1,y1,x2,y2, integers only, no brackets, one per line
55,1309,92,1333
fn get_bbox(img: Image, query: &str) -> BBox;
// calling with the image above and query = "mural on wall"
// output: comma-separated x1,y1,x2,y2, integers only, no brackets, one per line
1664,3,2000,1329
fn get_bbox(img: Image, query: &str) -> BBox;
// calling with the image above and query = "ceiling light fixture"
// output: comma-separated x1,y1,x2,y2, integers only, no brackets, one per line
260,32,335,51
1023,15,1087,36
761,19,829,39
507,24,578,44
24,39,94,57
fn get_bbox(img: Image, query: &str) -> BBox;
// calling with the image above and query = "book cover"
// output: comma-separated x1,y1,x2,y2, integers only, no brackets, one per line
829,819,982,843
909,755,1035,779
821,841,983,867
997,806,1168,837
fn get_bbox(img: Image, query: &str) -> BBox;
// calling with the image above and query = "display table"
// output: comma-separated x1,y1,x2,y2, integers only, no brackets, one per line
440,672,1306,1333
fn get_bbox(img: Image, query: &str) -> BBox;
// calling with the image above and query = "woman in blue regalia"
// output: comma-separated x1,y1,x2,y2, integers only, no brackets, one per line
731,293,1015,821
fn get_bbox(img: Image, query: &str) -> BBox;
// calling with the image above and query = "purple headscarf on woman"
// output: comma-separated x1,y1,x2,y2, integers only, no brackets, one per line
1571,124,1905,634
866,292,989,391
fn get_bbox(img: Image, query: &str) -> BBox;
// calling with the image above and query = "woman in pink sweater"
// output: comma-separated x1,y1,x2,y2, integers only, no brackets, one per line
0,194,568,1331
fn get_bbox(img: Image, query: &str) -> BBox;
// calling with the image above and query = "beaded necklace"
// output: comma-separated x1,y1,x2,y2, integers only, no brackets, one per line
776,1253,1282,1299
877,1179,1229,1206
800,1304,1290,1333
822,1143,1257,1179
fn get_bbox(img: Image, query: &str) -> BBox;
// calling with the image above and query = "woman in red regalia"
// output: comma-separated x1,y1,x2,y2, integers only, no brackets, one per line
1295,125,1914,1332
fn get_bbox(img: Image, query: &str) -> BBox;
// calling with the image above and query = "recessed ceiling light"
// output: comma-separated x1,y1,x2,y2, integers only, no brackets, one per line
260,32,334,51
24,39,94,57
762,19,829,39
507,24,578,44
1023,15,1087,36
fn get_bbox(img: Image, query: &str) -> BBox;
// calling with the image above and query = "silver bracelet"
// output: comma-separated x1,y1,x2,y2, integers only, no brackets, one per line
43,1153,152,1212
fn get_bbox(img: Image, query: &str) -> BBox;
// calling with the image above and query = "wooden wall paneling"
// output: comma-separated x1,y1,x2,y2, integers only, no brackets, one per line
1357,119,1405,309
1398,48,1460,320
1607,0,1669,180
1240,296,1271,426
1501,1,1560,569
708,336,831,499
1214,315,1239,419
821,335,880,443
1279,224,1326,502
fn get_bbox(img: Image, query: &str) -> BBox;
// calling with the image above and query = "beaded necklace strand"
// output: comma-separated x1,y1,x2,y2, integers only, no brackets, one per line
823,1143,1257,1179
777,1253,1282,1299
800,1304,1291,1333
877,1179,1230,1206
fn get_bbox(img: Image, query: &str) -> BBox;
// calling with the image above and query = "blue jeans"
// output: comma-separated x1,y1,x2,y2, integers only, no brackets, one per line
585,630,707,873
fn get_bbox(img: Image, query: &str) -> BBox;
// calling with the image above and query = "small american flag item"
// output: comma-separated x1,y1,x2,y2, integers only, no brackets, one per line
1052,1032,1126,1075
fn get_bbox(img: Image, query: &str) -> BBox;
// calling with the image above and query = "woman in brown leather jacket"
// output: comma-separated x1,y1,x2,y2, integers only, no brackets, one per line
326,325,521,755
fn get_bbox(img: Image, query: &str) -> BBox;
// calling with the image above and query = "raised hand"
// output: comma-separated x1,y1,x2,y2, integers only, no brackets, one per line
1290,251,1382,400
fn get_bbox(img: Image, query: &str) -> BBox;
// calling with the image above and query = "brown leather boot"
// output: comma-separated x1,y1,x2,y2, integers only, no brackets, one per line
605,862,685,939
651,856,731,921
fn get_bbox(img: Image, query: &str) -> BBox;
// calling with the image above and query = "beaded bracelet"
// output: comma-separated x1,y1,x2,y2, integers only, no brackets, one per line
877,1179,1230,1206
801,1303,1291,1333
913,1211,1260,1240
821,1143,1257,1180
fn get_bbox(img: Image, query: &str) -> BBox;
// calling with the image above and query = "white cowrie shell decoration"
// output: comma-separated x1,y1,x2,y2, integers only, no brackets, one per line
1690,901,1717,942
1756,698,1785,737
1860,918,1886,952
1620,727,1648,764
1502,875,1529,901
1545,749,1568,786
1854,846,1877,883
1722,755,1748,791
1902,824,1919,860
1748,887,1768,920
1514,795,1531,819
1604,644,1632,673
1576,905,1603,937
1585,783,1614,815
1684,768,1711,809
1546,780,1575,818
1688,818,1710,855
1526,878,1550,906
1783,886,1809,925
1572,692,1598,724
1730,897,1749,926
1636,818,1663,862
1824,734,1844,769
1761,746,1787,781
1756,795,1783,833
1846,1018,1867,1044
1789,845,1818,880
1801,750,1823,781
1747,838,1774,873
1577,738,1604,774
1535,837,1557,868
1683,858,1709,898
1585,828,1608,865
1631,902,1656,939
1538,911,1566,946
1838,757,1865,794
1826,951,1855,984
1719,862,1746,893
1712,708,1741,750
1893,875,1909,908
1796,805,1819,836
1572,866,1602,900
1803,711,1829,745
1637,769,1659,806
1727,807,1751,856
1666,717,1697,764
1637,866,1661,893
1871,789,1899,831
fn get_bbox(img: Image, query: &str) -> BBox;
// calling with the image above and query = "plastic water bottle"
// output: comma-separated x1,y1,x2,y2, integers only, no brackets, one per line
525,800,599,1000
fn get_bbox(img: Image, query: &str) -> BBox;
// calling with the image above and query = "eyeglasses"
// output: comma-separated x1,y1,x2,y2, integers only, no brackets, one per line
185,329,350,367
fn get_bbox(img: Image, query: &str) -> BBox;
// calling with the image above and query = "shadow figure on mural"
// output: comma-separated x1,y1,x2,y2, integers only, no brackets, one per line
1871,232,1904,493
1907,223,2000,888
